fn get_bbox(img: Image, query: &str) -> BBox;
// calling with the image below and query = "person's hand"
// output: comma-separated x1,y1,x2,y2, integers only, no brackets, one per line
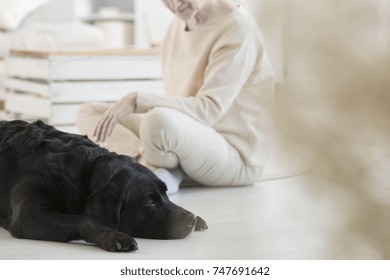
93,92,137,142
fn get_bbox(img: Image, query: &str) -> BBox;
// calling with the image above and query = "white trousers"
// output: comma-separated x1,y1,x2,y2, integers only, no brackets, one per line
76,103,261,186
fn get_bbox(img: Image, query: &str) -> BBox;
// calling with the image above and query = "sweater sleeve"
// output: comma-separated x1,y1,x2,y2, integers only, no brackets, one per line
135,28,260,126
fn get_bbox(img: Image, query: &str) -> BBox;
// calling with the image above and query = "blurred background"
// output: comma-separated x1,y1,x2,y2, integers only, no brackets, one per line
246,0,390,259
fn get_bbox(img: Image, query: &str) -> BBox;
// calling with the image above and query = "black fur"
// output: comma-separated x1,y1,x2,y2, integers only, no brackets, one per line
0,120,207,252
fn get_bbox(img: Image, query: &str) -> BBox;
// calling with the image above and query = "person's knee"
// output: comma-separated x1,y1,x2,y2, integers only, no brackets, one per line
141,108,182,133
76,103,109,135
140,108,182,143
139,108,183,167
77,103,109,120
77,103,94,118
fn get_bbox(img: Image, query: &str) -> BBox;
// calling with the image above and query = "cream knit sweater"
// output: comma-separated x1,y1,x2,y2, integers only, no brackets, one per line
135,6,275,168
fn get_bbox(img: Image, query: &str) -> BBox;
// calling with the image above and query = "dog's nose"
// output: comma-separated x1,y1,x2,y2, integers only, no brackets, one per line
194,216,208,231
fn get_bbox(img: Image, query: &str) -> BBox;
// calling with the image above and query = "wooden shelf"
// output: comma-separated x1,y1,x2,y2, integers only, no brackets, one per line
5,47,163,130
9,47,160,58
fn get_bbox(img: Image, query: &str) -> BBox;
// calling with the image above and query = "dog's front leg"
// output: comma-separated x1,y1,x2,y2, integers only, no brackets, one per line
79,216,138,251
9,210,138,252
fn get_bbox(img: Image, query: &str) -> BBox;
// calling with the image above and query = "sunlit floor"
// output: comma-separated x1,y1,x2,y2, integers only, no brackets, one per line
0,174,337,260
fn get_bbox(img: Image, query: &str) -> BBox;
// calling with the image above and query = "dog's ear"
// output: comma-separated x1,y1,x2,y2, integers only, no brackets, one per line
86,189,127,230
86,156,128,230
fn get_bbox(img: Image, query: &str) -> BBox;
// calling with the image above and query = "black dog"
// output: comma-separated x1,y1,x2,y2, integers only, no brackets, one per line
0,120,207,252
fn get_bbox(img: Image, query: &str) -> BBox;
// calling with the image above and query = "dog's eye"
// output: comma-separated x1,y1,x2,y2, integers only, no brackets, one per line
145,197,156,206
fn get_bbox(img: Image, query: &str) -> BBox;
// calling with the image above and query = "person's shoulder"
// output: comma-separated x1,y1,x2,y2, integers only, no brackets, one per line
218,6,261,40
213,6,261,46
225,6,259,31
166,16,183,33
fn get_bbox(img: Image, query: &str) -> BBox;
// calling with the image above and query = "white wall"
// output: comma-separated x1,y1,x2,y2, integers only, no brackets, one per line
245,0,390,101
133,0,173,48
245,0,286,83
24,0,91,23
284,0,390,111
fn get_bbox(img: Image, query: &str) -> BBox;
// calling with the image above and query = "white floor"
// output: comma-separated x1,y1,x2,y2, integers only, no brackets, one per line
0,174,338,260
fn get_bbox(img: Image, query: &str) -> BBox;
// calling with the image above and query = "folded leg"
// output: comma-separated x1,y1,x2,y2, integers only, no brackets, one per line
76,102,142,157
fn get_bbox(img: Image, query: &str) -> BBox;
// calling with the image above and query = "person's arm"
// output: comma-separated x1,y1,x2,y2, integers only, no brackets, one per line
94,27,263,142
135,29,260,126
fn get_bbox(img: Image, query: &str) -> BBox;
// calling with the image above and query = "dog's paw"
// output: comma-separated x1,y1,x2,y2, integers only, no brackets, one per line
97,231,138,252
194,216,208,231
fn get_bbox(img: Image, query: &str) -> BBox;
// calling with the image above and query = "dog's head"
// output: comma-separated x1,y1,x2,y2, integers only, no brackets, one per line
87,154,206,239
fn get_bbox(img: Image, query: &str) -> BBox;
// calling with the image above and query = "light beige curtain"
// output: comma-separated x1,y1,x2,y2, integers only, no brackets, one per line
285,0,390,107
246,0,390,89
